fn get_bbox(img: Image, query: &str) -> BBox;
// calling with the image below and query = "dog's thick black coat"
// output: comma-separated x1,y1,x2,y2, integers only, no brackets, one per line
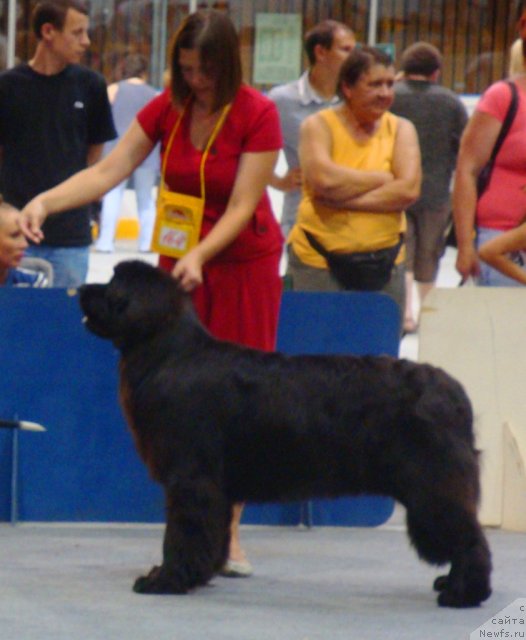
79,260,491,608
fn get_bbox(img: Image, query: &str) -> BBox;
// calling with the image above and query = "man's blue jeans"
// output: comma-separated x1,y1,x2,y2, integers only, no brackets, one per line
24,245,90,288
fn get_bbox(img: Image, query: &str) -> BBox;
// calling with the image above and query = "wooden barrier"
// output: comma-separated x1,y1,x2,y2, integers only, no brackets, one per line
419,288,526,531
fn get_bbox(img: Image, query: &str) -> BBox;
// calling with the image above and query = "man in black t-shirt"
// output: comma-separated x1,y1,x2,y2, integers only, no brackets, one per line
0,0,116,287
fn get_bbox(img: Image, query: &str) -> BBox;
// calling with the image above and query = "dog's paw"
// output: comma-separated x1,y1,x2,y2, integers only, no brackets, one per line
436,584,492,608
133,565,188,595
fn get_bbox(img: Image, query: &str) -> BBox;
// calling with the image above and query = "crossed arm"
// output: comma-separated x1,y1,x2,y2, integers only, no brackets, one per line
298,113,421,213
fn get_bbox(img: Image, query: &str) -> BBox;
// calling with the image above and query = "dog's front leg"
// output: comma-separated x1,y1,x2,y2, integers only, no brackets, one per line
133,476,231,594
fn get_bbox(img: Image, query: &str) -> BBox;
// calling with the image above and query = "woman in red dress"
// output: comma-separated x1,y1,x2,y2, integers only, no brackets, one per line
20,10,284,577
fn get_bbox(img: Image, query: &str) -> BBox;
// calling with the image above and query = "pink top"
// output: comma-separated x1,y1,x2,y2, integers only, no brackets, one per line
137,85,283,262
476,80,526,230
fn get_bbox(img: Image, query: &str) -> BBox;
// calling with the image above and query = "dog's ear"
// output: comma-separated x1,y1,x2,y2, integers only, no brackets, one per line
105,260,189,347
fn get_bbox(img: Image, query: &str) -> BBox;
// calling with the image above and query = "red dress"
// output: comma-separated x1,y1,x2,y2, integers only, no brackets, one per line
137,85,284,351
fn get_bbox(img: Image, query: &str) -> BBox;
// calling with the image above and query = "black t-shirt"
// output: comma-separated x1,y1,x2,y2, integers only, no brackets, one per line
0,64,117,246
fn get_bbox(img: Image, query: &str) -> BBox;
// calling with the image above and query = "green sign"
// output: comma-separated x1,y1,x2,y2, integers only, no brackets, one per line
253,13,302,85
376,42,396,62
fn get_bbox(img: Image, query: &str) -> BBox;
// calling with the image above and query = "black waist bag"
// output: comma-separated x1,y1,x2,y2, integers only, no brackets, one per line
304,230,403,291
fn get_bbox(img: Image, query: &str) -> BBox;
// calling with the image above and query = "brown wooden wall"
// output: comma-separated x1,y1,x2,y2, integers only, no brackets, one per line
5,0,524,94
230,0,523,95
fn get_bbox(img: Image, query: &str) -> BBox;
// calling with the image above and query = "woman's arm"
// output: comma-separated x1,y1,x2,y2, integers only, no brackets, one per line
478,223,526,285
20,120,155,242
299,113,394,201
321,117,421,212
172,149,278,291
453,111,501,280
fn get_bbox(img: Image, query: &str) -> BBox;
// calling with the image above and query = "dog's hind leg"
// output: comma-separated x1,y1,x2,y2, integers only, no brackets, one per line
432,534,492,608
133,476,231,594
404,481,492,608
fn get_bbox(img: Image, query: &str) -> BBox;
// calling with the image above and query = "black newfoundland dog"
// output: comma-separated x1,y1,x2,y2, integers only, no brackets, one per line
79,260,491,608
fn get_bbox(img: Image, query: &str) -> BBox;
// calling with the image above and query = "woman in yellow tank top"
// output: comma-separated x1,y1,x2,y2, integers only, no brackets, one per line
288,46,421,315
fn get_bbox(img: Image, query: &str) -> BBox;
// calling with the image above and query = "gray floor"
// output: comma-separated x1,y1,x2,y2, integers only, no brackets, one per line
1,518,524,640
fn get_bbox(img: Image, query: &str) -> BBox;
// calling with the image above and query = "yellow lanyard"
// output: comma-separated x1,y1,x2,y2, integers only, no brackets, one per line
160,100,232,200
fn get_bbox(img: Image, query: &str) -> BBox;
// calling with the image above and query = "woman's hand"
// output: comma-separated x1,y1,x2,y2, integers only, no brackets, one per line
170,149,279,290
177,150,278,273
171,248,205,292
456,243,481,282
19,198,47,243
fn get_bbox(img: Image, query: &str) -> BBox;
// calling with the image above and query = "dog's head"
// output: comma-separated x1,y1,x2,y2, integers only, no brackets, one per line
79,260,186,350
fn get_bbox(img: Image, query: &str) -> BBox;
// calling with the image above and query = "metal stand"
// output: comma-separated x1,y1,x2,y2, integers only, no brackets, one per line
11,424,18,525
300,501,313,529
0,415,45,525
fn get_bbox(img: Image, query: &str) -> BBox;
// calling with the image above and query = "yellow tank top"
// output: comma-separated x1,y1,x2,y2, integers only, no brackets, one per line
289,108,404,269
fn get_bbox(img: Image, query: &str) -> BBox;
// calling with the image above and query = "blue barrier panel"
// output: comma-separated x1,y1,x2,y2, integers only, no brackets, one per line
1,288,398,526
0,289,164,522
242,291,400,527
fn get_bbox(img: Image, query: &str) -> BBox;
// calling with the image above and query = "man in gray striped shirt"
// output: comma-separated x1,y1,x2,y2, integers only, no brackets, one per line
391,42,468,333
268,20,355,239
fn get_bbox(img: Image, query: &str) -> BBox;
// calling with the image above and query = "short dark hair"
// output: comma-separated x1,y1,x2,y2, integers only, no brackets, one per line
121,53,149,80
32,0,88,39
401,41,442,76
169,10,242,112
337,45,393,94
304,20,353,66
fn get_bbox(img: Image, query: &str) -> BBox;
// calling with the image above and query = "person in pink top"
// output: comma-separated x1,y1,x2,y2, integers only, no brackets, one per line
453,6,526,286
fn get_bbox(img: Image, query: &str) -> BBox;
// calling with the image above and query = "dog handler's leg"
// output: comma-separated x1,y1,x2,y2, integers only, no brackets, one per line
228,504,244,560
220,503,253,577
133,477,231,594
